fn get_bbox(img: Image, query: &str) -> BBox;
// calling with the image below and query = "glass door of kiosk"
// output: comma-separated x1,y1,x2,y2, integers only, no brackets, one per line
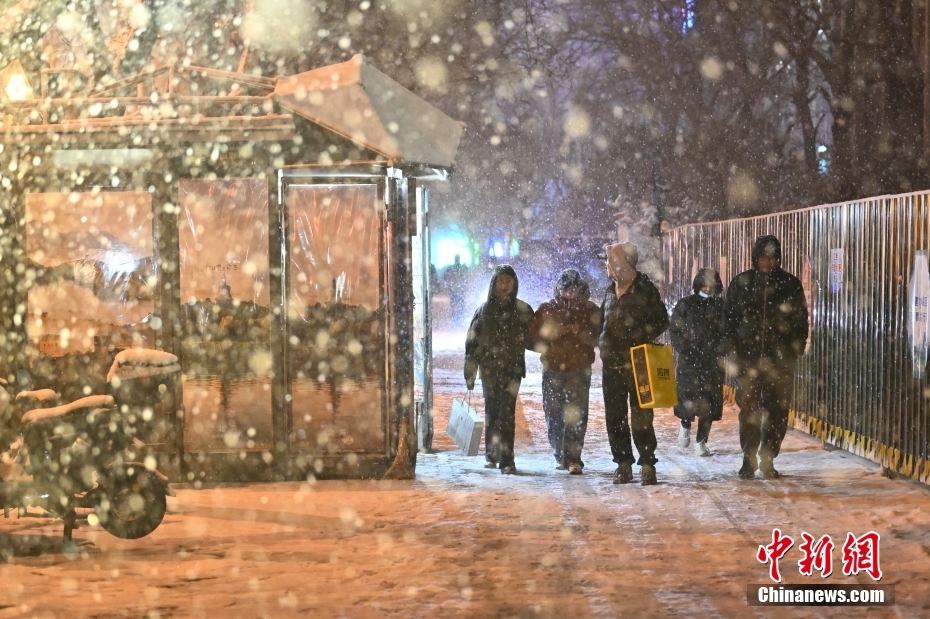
283,181,390,458
177,179,274,457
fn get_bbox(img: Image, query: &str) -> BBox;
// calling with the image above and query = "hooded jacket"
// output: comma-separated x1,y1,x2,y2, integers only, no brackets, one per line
598,271,669,369
669,269,725,359
529,270,601,372
464,265,535,383
669,269,726,421
723,235,808,365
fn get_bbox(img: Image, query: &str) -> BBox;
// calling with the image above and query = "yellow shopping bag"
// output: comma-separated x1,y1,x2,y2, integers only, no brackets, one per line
630,344,678,408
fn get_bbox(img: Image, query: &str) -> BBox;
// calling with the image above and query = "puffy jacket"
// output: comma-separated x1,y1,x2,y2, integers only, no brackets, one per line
464,265,535,383
669,268,726,362
529,270,601,372
598,272,669,368
670,269,726,421
723,235,809,365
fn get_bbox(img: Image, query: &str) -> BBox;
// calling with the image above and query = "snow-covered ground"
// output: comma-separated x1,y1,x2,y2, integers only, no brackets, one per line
1,328,929,618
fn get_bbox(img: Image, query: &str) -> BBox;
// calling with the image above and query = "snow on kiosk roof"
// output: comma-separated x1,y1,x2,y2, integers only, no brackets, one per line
275,54,464,170
0,56,458,483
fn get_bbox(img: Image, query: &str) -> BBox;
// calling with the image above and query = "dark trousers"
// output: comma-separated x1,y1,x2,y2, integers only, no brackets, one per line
482,373,521,468
735,362,795,463
603,364,658,466
680,416,714,444
542,368,592,467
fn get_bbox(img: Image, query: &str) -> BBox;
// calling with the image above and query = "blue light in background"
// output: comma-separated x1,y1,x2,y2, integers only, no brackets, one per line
683,0,695,32
431,225,475,268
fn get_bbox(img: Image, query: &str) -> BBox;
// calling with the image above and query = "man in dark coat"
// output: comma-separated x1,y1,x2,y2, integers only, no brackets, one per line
669,268,725,457
599,242,670,485
464,265,534,474
529,269,601,474
723,235,808,480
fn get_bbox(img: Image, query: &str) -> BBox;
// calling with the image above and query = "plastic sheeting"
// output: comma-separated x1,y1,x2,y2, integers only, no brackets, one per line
178,179,270,308
286,184,385,454
24,191,155,362
178,179,273,453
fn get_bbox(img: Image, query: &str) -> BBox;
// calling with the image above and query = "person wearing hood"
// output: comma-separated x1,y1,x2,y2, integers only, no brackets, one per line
723,235,808,480
529,269,601,475
669,268,726,457
598,242,670,485
464,265,535,474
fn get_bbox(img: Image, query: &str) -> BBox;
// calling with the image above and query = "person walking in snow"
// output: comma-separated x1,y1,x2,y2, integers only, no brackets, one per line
464,265,534,475
669,268,726,457
598,242,669,486
723,235,808,480
529,269,601,475
446,254,469,326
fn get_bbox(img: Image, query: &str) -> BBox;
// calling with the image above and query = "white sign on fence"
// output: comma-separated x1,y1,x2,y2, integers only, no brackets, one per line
909,250,930,378
802,255,813,353
829,248,843,294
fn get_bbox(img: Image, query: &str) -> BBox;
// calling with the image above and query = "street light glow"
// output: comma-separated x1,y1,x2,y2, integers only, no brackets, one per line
0,60,34,101
4,73,32,101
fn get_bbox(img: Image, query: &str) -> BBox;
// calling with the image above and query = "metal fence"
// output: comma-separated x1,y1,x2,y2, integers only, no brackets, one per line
663,191,930,483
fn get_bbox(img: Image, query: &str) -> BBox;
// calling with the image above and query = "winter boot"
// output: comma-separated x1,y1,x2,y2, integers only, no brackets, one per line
486,443,501,468
641,464,657,486
759,457,780,479
738,455,757,479
678,425,691,448
613,463,633,484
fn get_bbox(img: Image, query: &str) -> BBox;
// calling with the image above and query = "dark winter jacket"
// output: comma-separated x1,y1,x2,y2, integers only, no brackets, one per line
464,265,535,384
598,272,670,369
723,236,809,367
529,270,601,373
670,269,726,422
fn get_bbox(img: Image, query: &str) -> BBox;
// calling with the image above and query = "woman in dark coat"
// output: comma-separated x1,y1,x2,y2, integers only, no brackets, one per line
464,265,534,474
669,268,725,456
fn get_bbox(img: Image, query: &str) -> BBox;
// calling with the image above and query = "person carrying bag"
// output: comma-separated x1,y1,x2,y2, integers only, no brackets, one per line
464,265,534,475
446,390,485,456
598,242,669,486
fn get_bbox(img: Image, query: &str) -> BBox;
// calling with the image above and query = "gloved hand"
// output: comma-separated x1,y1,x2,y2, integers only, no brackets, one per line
466,379,475,391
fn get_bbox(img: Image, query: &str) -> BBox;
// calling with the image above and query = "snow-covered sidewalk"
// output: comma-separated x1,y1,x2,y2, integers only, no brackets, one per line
1,346,929,618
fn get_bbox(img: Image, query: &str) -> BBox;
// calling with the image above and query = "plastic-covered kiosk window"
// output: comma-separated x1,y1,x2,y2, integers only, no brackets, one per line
24,191,155,399
286,184,385,454
178,179,272,453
